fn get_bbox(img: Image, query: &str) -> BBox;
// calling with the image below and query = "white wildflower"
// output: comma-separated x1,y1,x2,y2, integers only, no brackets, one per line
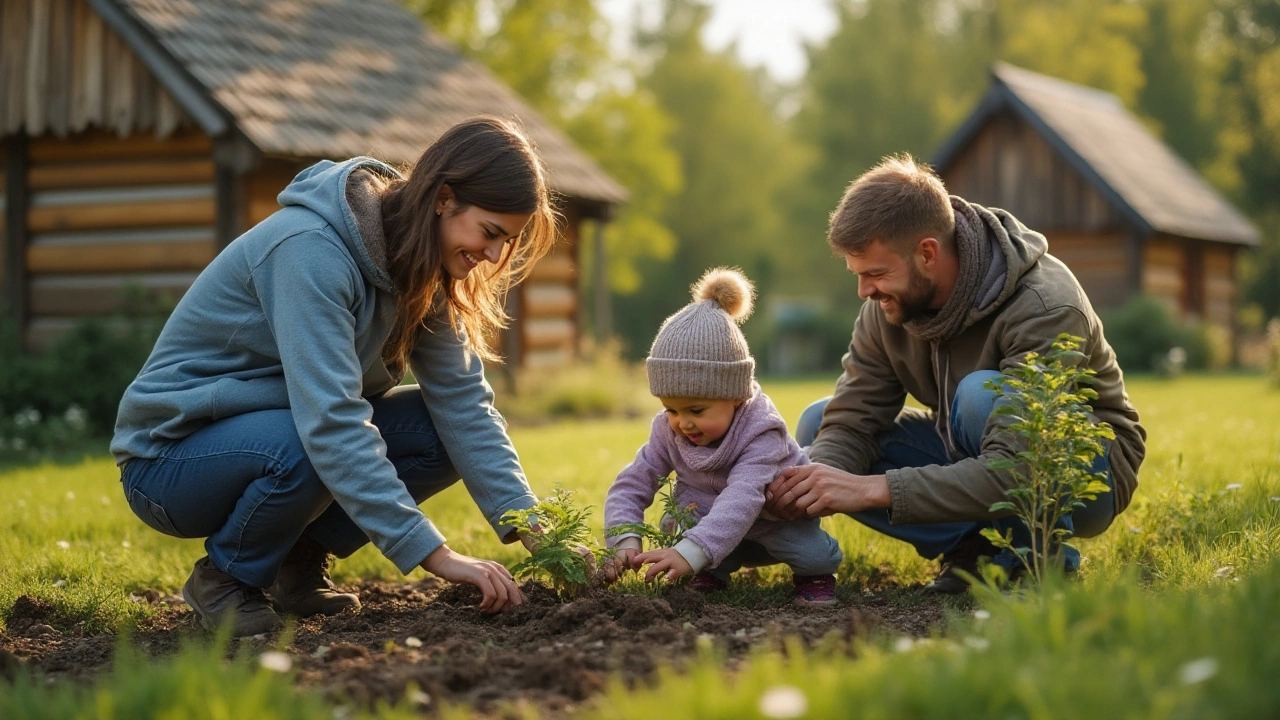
64,405,87,432
258,651,293,673
1179,657,1218,685
121,541,131,548
963,637,990,651
973,609,991,621
53,579,66,588
1269,497,1280,503
1214,566,1233,579
66,492,75,501
893,636,915,653
1225,483,1243,491
404,636,423,648
758,685,808,719
407,689,431,706
56,540,70,549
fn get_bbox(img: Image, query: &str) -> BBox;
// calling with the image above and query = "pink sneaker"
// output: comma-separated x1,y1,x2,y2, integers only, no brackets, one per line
793,574,837,607
688,572,727,593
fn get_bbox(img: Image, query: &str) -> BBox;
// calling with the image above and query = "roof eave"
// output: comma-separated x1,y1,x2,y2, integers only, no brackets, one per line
994,76,1155,239
86,0,233,138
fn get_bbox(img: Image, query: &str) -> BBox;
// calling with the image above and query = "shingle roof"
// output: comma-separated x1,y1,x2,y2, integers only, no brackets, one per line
108,0,627,206
935,63,1259,246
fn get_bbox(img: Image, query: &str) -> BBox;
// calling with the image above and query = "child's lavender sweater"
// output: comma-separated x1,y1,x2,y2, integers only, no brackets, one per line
604,385,808,572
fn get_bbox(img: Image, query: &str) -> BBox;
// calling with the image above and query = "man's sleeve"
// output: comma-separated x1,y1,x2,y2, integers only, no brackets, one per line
884,303,1093,525
807,301,907,474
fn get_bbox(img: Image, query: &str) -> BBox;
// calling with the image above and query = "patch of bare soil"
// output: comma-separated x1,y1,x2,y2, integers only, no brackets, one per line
0,580,948,717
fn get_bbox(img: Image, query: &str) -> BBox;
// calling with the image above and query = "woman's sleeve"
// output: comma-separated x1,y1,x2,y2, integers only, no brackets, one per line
252,234,444,574
408,316,539,542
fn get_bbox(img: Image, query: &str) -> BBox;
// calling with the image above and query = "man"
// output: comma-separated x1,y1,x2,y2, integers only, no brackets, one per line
765,154,1145,592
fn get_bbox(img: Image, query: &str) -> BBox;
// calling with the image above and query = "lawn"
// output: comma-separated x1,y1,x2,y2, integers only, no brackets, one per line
1,373,1278,717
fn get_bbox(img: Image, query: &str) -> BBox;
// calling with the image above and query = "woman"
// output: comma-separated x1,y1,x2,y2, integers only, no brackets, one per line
112,117,556,636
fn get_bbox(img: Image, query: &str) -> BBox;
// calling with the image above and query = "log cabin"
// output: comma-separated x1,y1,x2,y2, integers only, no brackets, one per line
934,63,1260,352
0,0,627,368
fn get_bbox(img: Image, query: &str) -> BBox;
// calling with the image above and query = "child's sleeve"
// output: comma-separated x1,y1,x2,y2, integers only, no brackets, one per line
675,427,794,571
604,413,675,549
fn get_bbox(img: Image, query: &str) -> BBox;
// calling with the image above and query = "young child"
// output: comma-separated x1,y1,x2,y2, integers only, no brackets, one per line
603,268,843,606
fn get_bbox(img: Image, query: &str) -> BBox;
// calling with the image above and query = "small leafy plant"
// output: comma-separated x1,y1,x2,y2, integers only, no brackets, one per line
501,488,611,600
981,334,1115,585
605,474,700,548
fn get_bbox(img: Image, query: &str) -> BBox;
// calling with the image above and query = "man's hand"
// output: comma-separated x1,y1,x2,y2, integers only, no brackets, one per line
600,547,640,584
765,463,892,519
634,547,694,582
421,545,524,613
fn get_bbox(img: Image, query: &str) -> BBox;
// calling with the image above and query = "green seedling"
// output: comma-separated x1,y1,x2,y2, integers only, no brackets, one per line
502,487,611,600
981,333,1115,585
605,474,700,549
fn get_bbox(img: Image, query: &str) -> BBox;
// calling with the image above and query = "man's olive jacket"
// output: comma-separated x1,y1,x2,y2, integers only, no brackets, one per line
807,206,1145,526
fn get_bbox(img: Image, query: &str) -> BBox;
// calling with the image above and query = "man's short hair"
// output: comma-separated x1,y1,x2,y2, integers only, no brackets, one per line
828,154,955,256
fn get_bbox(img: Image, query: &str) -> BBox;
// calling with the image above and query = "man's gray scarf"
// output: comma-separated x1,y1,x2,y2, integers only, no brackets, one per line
903,197,1008,343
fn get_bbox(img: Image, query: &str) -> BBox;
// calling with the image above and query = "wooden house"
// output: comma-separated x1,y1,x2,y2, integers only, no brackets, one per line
933,63,1260,348
0,0,626,368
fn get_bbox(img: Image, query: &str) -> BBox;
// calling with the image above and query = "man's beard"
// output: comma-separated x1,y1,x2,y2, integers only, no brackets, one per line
875,263,937,326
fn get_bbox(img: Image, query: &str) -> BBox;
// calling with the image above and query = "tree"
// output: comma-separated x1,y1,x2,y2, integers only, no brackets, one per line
610,0,810,356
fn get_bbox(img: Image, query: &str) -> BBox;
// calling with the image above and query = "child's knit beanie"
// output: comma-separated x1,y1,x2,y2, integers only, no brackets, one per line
646,267,756,400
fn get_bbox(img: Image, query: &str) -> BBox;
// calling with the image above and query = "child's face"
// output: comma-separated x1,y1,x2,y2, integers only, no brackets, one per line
658,397,741,446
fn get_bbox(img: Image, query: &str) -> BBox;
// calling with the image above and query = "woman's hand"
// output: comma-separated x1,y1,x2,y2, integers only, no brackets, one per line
420,545,524,613
634,547,694,582
601,547,640,584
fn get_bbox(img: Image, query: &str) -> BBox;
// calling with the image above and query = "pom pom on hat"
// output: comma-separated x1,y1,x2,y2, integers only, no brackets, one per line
692,267,754,323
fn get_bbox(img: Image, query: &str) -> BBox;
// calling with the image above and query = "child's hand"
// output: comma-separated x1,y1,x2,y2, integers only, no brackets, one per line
600,548,639,584
635,547,694,582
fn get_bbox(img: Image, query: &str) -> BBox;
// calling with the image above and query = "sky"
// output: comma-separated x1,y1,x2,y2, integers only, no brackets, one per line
596,0,839,83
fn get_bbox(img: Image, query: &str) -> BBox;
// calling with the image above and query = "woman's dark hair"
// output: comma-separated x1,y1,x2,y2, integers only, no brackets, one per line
380,116,558,371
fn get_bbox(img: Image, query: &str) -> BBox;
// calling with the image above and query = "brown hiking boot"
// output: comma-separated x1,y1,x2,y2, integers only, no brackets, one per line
922,532,997,595
182,556,283,636
268,535,360,617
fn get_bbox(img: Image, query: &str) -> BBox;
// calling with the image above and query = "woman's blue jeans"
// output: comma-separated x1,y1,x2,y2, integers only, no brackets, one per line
120,385,459,588
795,370,1115,572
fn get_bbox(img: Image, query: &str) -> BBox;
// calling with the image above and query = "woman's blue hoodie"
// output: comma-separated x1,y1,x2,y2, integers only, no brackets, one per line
111,158,537,574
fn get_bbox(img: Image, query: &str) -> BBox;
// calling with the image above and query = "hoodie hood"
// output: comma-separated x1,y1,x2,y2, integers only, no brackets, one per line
277,157,403,294
969,200,1048,315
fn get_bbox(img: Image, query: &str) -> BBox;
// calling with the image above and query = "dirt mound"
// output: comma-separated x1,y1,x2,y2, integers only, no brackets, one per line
1,579,947,716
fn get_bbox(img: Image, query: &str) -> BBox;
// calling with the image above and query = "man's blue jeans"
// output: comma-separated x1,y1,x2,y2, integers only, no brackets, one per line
120,385,459,588
795,370,1115,572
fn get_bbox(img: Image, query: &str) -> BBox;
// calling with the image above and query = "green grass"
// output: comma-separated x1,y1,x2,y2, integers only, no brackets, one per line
1,374,1278,717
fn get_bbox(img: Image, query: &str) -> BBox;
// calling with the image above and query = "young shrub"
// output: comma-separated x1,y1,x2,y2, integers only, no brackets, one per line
501,488,611,600
981,334,1115,584
605,474,699,549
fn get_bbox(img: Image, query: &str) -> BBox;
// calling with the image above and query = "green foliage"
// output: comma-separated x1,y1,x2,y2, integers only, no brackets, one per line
580,559,1280,720
1269,318,1280,388
501,487,611,600
0,287,167,455
605,474,699,548
1102,294,1213,374
980,334,1115,583
498,341,651,423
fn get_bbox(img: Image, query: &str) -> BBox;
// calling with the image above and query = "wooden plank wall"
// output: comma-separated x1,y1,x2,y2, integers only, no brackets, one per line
1203,243,1236,329
1142,236,1186,320
1,0,189,139
1043,232,1131,310
519,207,580,368
940,110,1124,233
24,130,215,348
